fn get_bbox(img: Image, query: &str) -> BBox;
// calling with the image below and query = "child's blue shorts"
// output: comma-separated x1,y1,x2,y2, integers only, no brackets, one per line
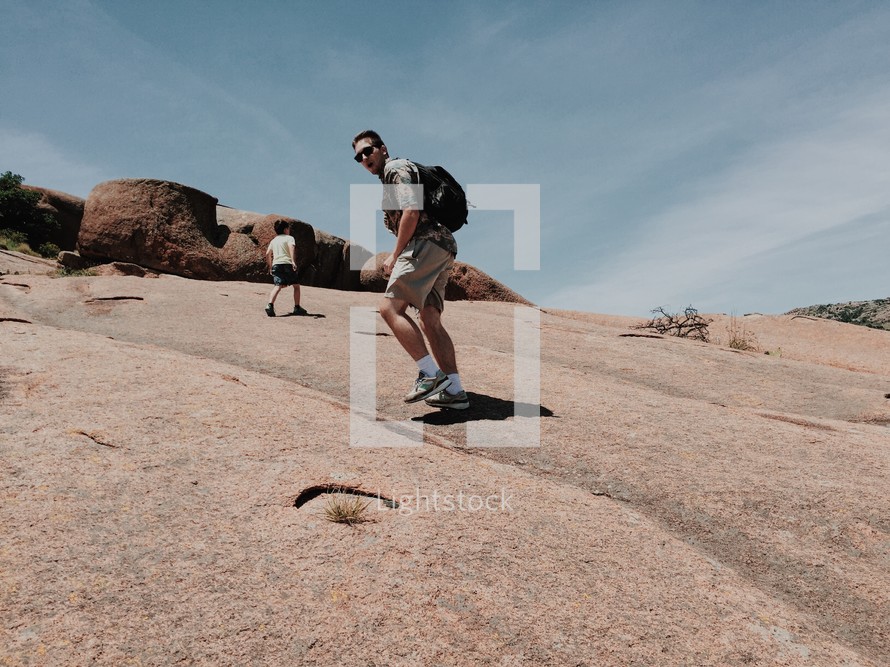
272,264,299,286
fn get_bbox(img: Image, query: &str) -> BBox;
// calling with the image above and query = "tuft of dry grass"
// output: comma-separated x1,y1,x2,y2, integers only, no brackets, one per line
322,490,372,526
726,315,760,352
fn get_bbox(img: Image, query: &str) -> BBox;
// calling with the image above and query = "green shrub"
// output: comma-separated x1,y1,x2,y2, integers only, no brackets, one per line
836,305,864,324
38,242,61,258
50,267,97,278
0,228,28,249
0,228,39,255
0,171,61,250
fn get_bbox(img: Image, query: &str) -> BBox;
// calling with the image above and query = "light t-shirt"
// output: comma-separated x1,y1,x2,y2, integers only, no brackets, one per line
268,234,295,265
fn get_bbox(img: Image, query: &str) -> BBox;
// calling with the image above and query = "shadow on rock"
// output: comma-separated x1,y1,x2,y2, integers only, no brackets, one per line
414,392,555,425
281,312,327,319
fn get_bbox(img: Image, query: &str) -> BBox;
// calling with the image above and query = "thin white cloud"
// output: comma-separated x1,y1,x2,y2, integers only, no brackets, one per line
0,126,108,197
76,3,296,145
548,87,890,316
1,1,299,201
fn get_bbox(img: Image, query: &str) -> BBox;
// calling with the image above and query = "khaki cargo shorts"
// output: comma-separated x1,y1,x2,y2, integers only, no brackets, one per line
385,239,454,312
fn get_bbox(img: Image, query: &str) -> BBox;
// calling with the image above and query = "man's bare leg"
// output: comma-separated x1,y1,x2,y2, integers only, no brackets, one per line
378,296,429,361
418,304,457,375
419,303,467,407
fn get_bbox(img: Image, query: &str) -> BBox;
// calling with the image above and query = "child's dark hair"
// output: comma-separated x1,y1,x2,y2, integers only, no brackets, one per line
274,219,290,235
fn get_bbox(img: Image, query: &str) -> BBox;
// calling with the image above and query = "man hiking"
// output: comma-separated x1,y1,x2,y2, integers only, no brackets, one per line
352,129,468,410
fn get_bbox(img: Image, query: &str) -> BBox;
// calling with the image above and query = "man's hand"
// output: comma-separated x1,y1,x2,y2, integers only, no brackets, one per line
383,253,397,276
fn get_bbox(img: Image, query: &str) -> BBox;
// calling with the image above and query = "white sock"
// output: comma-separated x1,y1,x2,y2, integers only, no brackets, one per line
446,373,463,394
416,355,439,378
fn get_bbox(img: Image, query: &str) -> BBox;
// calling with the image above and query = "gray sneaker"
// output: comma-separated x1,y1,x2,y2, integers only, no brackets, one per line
425,389,470,410
404,371,451,403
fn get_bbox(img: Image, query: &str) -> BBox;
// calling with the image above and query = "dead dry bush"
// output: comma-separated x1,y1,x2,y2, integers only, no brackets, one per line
636,305,712,342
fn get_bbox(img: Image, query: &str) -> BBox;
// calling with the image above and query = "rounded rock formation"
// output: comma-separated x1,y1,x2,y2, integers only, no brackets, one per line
80,179,225,279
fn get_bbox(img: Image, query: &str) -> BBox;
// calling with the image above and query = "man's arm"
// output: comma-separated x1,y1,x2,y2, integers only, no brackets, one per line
288,240,297,268
383,209,419,275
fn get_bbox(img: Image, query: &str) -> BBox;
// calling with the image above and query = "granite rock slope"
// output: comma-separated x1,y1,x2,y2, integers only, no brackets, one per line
1,270,888,666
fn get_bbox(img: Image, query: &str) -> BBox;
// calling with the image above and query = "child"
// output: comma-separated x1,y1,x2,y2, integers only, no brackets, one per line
265,219,307,317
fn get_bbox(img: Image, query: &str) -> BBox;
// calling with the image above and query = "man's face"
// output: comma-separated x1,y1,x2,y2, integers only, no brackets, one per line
354,138,386,176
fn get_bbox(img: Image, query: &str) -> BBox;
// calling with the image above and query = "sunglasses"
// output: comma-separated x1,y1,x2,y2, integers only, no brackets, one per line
353,145,377,162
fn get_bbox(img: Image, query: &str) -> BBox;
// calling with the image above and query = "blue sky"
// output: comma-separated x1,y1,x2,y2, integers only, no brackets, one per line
3,1,889,316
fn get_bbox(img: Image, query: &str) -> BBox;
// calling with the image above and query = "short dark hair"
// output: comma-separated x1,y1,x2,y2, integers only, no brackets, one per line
352,129,384,149
274,219,290,235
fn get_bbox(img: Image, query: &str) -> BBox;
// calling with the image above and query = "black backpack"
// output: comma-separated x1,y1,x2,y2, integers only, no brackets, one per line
414,162,468,233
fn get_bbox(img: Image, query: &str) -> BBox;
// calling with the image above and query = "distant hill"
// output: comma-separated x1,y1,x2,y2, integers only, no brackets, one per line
786,297,890,330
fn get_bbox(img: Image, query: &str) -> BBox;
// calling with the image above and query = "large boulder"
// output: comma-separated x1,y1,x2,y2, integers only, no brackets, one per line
358,252,532,305
80,179,227,279
22,185,84,251
358,252,389,293
215,231,267,282
214,205,268,281
214,205,317,282
312,230,346,289
446,262,533,305
251,213,316,279
342,242,374,291
310,231,373,291
214,205,259,235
